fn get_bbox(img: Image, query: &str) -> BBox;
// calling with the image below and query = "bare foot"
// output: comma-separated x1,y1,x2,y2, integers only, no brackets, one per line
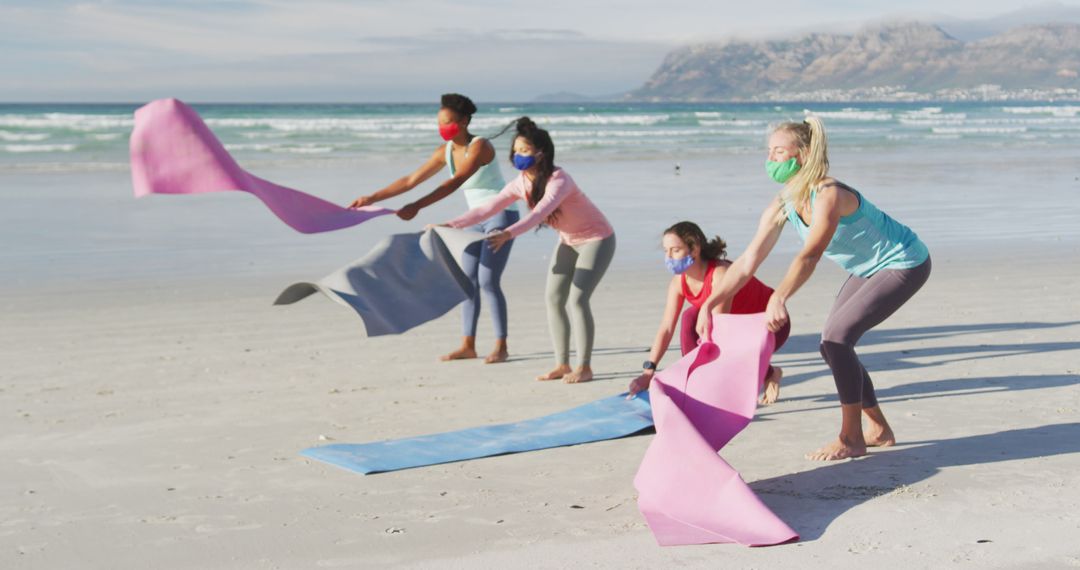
563,366,593,384
537,364,572,381
864,424,896,447
440,347,477,361
484,349,509,364
805,438,867,461
862,405,896,447
759,366,783,405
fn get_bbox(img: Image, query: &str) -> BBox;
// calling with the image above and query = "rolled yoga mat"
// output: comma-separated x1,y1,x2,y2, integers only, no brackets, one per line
274,227,489,336
130,98,393,233
634,312,798,547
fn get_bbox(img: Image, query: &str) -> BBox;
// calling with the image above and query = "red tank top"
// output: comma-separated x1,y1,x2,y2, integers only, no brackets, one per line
681,260,774,313
681,260,718,309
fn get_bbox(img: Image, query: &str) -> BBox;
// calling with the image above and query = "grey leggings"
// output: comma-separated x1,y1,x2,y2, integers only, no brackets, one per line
820,256,932,407
546,234,616,366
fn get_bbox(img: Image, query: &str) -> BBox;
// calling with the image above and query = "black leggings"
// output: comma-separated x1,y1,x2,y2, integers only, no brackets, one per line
820,257,932,407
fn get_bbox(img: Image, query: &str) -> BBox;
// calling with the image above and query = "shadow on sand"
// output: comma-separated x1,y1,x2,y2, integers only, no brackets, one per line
765,320,1080,390
750,422,1080,541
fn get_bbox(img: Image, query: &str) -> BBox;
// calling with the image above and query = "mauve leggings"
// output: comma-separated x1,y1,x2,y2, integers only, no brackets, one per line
820,257,932,407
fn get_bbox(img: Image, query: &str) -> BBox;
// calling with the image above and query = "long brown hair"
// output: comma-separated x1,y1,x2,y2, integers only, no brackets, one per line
664,221,727,261
511,116,558,222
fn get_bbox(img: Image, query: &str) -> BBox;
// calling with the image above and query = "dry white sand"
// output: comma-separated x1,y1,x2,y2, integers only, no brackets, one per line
3,146,1079,568
3,245,1079,569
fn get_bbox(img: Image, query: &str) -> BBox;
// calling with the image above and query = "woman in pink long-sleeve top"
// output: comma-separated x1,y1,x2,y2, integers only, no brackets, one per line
437,117,616,384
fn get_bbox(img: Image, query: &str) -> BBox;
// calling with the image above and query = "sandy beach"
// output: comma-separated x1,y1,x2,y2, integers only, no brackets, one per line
2,146,1079,568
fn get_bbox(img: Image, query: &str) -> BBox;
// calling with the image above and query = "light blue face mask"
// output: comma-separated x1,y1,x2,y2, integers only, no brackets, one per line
665,255,694,275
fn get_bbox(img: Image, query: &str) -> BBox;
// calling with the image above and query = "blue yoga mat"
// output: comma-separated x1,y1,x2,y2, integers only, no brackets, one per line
302,392,654,474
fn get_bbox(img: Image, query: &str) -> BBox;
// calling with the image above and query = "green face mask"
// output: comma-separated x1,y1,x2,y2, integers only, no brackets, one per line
765,157,800,183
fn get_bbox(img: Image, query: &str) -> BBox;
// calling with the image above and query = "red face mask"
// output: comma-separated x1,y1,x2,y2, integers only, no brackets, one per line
439,122,460,141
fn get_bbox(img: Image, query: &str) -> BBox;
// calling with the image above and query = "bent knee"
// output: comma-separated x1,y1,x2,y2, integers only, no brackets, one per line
820,322,859,346
546,288,568,307
478,275,503,293
567,290,593,309
819,339,856,362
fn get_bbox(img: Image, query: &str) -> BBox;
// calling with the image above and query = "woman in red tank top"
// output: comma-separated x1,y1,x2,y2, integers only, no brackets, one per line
627,221,790,402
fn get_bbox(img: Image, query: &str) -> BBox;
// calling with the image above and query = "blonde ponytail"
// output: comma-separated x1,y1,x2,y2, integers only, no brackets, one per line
771,116,830,224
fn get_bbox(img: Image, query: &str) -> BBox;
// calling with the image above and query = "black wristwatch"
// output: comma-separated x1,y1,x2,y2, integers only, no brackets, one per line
642,360,657,371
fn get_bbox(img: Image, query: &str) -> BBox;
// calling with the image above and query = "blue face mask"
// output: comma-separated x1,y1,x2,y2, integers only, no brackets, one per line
512,153,537,170
665,255,694,275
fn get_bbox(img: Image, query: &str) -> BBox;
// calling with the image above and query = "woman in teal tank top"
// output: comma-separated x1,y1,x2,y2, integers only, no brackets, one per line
348,94,519,364
694,116,931,462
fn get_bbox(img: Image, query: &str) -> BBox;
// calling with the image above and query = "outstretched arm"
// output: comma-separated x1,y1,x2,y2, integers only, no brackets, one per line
485,172,574,253
628,278,685,397
349,145,445,208
399,138,497,220
763,186,842,331
501,172,572,237
696,198,786,338
444,178,520,230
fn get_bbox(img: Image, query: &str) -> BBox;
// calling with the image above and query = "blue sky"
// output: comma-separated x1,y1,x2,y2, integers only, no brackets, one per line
2,1,1078,102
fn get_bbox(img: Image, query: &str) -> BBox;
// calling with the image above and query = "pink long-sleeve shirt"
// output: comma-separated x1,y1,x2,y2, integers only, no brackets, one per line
447,168,614,246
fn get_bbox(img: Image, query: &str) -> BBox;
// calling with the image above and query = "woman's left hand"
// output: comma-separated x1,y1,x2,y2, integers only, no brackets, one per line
396,203,421,220
348,195,375,208
765,293,789,333
486,230,513,252
626,371,653,399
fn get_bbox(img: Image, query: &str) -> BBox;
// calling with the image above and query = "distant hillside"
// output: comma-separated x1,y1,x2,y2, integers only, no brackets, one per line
938,2,1080,40
628,22,1080,101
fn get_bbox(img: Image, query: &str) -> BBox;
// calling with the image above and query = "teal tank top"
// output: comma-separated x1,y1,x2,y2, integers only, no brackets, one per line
787,186,929,278
446,137,516,210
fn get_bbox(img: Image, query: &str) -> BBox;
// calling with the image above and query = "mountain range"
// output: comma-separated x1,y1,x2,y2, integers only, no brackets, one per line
627,22,1080,101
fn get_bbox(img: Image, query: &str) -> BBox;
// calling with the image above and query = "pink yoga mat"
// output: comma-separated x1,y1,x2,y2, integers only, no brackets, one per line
130,98,393,234
634,313,798,547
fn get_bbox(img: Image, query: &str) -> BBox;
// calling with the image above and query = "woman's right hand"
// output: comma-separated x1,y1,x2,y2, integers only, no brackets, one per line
348,195,375,208
486,230,513,253
765,293,789,333
627,371,654,399
695,307,713,342
424,223,450,231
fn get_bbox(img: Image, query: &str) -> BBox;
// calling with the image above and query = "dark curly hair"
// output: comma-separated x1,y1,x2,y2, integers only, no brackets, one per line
664,221,727,261
511,116,558,222
440,93,477,120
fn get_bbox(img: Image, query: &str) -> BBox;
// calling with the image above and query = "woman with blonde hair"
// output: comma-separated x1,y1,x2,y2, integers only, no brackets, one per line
696,116,930,461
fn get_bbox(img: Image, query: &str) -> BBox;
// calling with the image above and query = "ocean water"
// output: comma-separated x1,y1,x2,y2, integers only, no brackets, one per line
1,101,1077,290
2,101,1080,172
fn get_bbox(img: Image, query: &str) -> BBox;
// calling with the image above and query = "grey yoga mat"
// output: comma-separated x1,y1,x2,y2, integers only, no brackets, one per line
274,227,487,336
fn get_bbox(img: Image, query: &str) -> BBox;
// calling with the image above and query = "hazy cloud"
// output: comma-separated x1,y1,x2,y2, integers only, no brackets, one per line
2,0,1078,101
